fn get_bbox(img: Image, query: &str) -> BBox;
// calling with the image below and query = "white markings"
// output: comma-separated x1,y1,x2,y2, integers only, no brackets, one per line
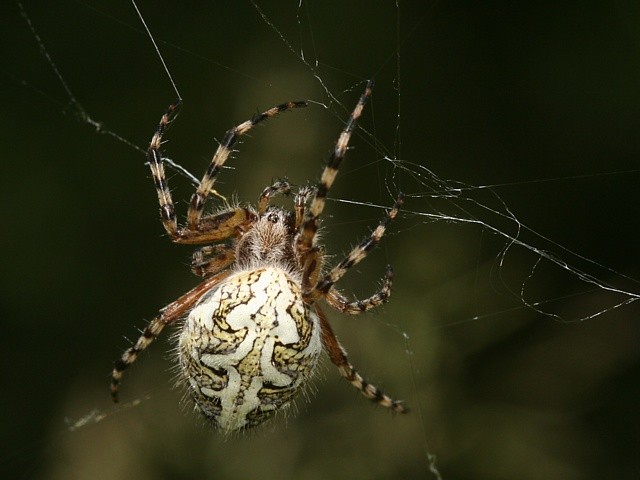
178,267,321,432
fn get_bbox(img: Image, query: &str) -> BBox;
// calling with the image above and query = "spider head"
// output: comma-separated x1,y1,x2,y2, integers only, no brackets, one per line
263,207,296,232
235,207,296,269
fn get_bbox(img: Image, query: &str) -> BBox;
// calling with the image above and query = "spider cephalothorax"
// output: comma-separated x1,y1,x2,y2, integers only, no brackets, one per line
110,81,407,432
235,207,297,270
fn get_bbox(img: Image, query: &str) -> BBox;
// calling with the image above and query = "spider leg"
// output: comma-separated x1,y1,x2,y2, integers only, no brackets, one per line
110,271,229,402
191,244,235,277
147,100,307,243
110,315,164,403
305,194,403,303
186,102,307,230
325,265,393,314
297,80,374,254
258,179,292,215
294,184,316,229
315,305,407,413
147,101,182,238
175,207,257,245
301,245,324,292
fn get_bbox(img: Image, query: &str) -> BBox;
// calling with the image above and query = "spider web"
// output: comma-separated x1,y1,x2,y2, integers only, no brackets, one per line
2,2,639,480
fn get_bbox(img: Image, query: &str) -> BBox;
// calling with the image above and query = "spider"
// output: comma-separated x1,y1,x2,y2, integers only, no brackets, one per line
110,80,407,432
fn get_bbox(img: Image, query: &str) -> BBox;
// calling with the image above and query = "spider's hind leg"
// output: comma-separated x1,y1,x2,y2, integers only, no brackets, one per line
315,305,408,414
110,271,229,403
111,316,166,403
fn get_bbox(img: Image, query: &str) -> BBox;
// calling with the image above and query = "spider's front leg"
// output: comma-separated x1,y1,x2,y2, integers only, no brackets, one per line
177,207,257,245
297,80,374,254
147,100,182,239
147,100,306,244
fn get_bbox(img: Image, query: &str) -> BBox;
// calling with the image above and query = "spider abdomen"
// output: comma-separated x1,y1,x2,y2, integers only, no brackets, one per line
178,266,322,432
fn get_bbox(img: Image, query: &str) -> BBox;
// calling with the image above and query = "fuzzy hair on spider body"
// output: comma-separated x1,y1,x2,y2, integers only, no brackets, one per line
235,207,297,272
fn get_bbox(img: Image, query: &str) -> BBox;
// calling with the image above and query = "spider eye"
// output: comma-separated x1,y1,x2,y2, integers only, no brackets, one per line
267,212,279,223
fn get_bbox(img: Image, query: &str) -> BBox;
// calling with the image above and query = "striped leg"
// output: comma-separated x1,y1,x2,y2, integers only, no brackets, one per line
306,193,404,303
177,207,257,245
316,305,407,413
293,185,316,229
110,271,229,402
110,315,165,403
297,80,374,254
191,244,235,277
325,265,393,314
186,102,307,230
301,245,324,292
147,100,307,242
258,179,292,215
148,101,182,238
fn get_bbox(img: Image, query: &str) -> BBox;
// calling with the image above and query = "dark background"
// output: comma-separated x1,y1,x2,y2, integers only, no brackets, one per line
2,1,639,479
